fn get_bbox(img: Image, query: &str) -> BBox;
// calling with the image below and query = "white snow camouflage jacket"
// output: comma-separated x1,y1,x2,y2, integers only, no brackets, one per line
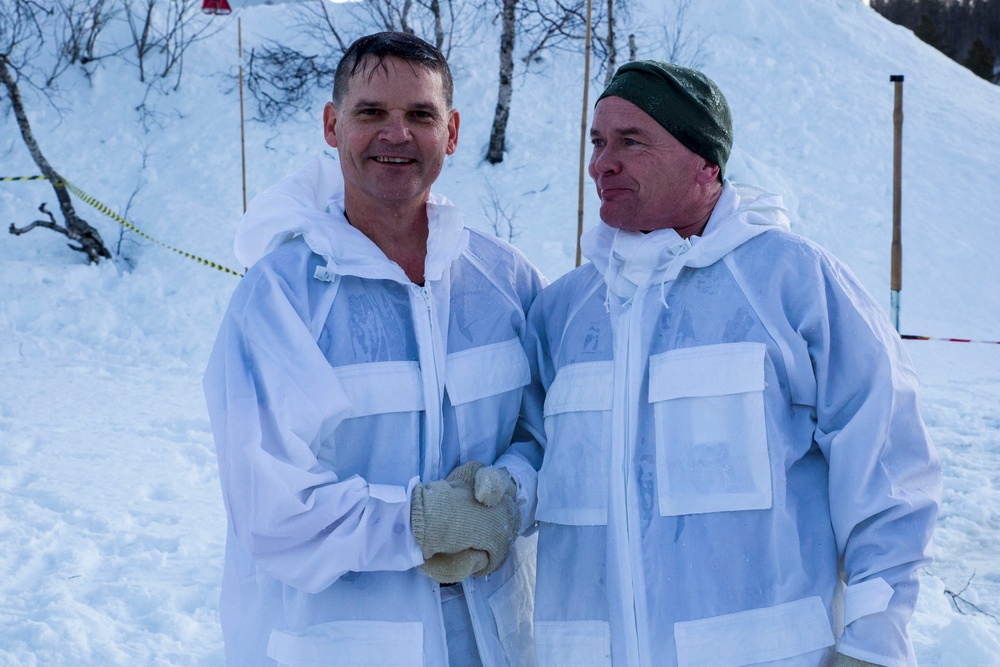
514,182,941,667
204,158,544,666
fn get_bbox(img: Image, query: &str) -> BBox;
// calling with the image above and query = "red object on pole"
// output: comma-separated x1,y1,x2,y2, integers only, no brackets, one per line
202,0,232,15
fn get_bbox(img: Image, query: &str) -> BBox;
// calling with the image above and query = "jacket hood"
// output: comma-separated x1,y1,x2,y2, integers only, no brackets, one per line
580,181,790,300
234,157,468,283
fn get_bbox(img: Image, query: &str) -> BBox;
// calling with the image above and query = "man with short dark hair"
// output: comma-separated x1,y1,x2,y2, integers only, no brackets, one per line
204,32,541,666
516,61,941,667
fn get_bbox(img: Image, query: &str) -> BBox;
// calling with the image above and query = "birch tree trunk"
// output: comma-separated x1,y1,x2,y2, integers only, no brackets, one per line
486,0,518,164
1,55,111,262
604,0,616,85
429,0,445,51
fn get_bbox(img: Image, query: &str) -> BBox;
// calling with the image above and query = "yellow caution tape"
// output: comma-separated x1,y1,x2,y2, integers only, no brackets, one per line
3,174,243,277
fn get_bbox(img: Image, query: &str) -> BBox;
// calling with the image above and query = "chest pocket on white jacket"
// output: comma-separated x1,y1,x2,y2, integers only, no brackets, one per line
649,343,772,516
446,337,530,463
322,361,424,484
536,361,613,526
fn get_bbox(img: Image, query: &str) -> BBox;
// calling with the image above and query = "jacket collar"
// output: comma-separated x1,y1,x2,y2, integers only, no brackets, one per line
315,191,468,283
234,157,468,284
581,180,790,300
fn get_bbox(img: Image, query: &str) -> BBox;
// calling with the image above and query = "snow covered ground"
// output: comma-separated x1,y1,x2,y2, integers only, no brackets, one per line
1,0,999,664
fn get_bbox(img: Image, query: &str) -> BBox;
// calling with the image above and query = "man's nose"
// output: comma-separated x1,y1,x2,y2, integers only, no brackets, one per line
379,115,411,143
591,148,620,175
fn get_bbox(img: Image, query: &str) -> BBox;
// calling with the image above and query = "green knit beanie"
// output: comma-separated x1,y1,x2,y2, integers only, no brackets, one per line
597,60,733,178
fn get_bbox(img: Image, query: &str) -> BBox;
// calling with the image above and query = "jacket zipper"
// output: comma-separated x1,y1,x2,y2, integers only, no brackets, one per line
414,282,497,664
610,296,644,666
413,283,443,481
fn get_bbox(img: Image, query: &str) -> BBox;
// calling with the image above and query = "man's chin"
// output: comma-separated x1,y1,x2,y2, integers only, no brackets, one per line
598,204,631,229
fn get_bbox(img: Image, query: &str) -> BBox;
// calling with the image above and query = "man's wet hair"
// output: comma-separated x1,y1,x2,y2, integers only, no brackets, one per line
333,32,454,109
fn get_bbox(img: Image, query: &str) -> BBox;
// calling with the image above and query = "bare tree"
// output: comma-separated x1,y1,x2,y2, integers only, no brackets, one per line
486,0,518,163
1,0,111,262
485,0,601,164
2,60,111,262
362,0,416,36
245,42,338,123
115,141,155,267
244,0,481,125
294,0,351,55
157,0,218,87
604,0,616,85
426,0,445,51
350,0,468,55
47,0,121,85
123,0,156,82
122,0,221,90
659,0,706,68
241,1,349,123
598,0,634,84
479,177,520,243
2,0,224,263
518,0,596,67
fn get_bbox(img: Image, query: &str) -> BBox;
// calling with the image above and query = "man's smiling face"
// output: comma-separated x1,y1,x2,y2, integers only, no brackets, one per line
324,55,459,215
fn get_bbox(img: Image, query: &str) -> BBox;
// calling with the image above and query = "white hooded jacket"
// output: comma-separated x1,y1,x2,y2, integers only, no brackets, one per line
204,158,544,666
516,182,940,667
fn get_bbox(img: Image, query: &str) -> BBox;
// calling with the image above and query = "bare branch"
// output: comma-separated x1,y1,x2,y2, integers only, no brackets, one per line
943,571,1000,624
659,0,706,68
47,0,120,84
9,203,63,235
245,42,336,123
314,0,350,53
479,178,520,243
122,0,223,90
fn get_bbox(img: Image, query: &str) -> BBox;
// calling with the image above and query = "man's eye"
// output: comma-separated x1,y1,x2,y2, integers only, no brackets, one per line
623,138,639,146
591,138,605,147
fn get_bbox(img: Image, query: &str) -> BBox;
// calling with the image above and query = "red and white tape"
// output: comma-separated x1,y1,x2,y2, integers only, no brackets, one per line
901,334,1000,345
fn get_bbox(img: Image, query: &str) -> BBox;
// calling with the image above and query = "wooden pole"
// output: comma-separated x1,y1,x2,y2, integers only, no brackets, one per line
575,0,594,268
890,74,904,331
239,17,248,214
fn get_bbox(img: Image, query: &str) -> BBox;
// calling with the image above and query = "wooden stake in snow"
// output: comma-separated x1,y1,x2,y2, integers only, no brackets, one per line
890,74,904,332
576,0,594,268
239,17,248,214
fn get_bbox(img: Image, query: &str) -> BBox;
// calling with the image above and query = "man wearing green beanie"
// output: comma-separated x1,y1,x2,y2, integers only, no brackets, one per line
597,60,733,181
506,61,940,667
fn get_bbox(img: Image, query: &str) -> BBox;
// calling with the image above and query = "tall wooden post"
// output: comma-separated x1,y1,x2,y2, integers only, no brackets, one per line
239,17,248,214
576,0,594,268
890,75,904,331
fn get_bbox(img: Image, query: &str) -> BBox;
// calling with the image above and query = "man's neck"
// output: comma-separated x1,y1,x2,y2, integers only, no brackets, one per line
673,182,724,239
344,194,429,284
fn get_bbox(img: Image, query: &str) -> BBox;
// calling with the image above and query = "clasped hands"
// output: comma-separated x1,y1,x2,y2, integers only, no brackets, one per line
410,461,520,584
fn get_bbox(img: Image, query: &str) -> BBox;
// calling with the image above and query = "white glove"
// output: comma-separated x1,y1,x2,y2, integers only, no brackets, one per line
419,549,490,584
474,464,518,506
410,461,520,581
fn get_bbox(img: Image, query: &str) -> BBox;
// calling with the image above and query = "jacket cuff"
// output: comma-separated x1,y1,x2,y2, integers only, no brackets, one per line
368,477,424,569
493,454,538,533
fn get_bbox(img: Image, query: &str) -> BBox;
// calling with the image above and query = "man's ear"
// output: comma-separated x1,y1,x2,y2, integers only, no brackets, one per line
323,102,339,148
446,109,460,156
695,159,721,185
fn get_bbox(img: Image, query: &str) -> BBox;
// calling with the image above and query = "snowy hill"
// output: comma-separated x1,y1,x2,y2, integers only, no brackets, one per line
1,0,999,663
